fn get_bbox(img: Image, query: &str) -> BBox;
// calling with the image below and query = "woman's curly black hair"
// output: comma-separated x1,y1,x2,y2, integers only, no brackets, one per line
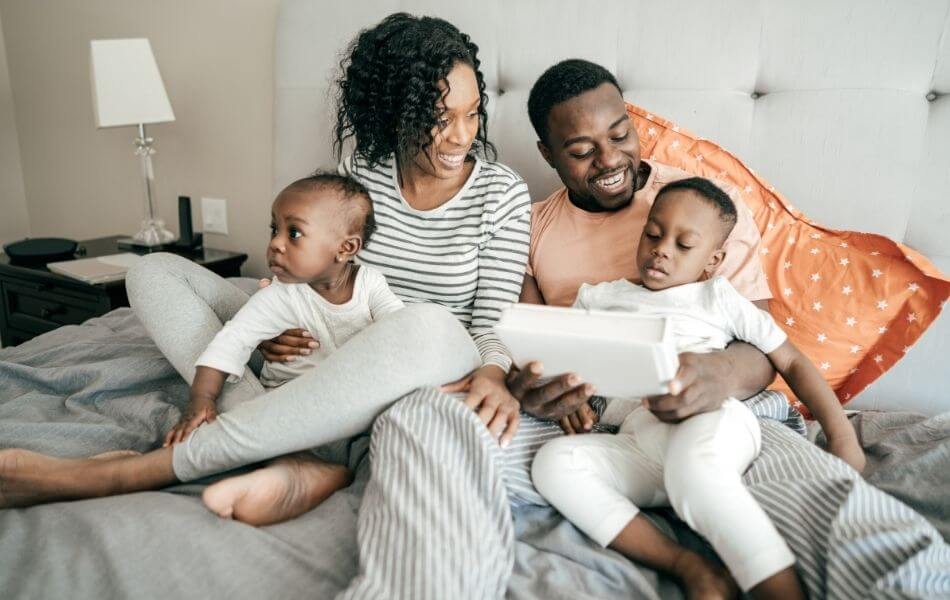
333,13,496,167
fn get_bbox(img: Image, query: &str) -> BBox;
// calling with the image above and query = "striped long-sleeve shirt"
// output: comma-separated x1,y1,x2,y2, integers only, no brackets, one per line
339,153,532,372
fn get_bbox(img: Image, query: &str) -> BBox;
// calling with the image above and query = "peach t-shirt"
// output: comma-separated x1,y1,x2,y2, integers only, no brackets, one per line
526,160,771,307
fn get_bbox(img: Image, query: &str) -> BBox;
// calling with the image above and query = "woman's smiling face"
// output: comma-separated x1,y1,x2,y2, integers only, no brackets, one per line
409,61,481,180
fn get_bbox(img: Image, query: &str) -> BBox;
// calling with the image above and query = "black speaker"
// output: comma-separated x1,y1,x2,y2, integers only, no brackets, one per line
171,196,203,250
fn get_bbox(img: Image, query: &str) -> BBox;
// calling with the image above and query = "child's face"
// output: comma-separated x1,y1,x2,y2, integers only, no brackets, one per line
636,190,727,291
267,189,357,284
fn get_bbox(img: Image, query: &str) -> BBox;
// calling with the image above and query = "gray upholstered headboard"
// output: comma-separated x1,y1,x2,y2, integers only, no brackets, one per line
274,0,950,415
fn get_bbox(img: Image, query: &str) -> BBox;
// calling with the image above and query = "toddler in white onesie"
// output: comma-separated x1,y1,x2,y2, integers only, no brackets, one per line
163,172,403,450
532,177,865,600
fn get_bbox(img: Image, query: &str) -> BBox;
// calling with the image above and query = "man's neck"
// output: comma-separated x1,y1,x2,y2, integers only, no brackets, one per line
567,161,652,213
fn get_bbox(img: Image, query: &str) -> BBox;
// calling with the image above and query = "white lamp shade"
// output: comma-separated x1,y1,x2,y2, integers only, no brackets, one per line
90,38,175,128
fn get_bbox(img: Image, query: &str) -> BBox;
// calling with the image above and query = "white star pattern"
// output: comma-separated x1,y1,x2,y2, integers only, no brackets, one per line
839,258,849,266
671,140,680,149
839,242,849,248
785,317,795,326
813,301,823,312
876,300,888,310
783,288,793,297
878,326,888,334
873,354,884,364
647,127,657,137
695,154,704,162
902,346,911,353
766,222,775,230
649,154,657,161
871,251,880,256
645,113,654,121
810,232,822,239
841,286,852,295
907,312,917,323
817,333,827,343
871,269,883,278
768,201,777,210
820,362,831,370
760,247,769,255
810,272,821,282
849,345,861,354
744,185,753,194
788,236,796,245
784,261,792,270
845,317,857,327
844,392,852,400
810,248,820,255
672,126,680,133
908,282,919,292
850,367,859,374
768,186,775,192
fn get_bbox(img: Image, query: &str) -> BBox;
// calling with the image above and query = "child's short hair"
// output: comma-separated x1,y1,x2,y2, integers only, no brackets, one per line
285,171,376,245
654,177,737,240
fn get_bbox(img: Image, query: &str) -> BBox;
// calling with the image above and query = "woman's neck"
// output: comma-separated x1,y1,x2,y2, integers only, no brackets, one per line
397,154,474,211
309,261,358,304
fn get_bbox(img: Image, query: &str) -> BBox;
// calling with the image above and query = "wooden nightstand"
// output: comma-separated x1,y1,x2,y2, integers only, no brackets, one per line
0,235,247,347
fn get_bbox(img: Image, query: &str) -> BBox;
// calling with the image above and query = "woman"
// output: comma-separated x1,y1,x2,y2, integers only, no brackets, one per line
0,13,529,542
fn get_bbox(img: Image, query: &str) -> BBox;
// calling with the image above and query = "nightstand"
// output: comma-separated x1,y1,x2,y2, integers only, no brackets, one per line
0,235,247,347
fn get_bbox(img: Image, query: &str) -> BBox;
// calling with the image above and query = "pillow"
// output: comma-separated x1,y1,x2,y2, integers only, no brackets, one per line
624,103,950,412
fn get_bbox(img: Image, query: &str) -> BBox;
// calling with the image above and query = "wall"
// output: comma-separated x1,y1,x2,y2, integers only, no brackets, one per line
0,8,28,247
0,0,281,276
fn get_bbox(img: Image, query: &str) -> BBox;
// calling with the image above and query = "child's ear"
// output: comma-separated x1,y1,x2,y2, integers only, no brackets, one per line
537,141,554,168
338,235,363,261
704,248,726,276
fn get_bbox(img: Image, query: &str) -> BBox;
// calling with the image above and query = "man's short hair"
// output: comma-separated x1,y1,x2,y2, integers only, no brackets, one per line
285,171,377,245
654,177,738,241
527,59,622,145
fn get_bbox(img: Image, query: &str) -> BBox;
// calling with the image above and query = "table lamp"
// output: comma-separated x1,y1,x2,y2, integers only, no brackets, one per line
90,38,176,247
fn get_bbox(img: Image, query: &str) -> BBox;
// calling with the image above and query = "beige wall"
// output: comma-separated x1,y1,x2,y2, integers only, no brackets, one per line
0,8,29,247
0,0,281,276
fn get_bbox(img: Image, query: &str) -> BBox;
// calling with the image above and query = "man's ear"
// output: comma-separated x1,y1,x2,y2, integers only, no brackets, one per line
704,248,725,276
537,140,554,168
339,235,363,261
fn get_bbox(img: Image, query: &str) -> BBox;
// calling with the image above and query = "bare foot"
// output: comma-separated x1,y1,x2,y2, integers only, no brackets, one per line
672,550,739,600
201,452,352,526
0,448,95,508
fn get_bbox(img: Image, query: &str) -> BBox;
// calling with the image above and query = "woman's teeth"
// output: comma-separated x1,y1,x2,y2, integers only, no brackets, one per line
593,169,626,191
439,153,465,168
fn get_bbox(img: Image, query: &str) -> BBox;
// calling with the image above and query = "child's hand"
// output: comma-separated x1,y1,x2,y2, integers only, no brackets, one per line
163,398,218,447
442,365,520,448
827,434,866,473
559,402,598,435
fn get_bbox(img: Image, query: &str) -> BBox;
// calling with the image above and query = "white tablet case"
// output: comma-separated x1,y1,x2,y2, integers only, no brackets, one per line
494,304,679,398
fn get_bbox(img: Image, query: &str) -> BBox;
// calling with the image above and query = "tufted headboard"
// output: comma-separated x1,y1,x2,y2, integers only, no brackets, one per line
274,0,950,415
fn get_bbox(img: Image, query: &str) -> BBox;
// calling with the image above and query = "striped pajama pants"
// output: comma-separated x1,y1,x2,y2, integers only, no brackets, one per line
340,389,950,600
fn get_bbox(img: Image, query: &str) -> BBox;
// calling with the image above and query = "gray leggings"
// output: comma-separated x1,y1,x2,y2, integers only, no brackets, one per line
125,252,481,481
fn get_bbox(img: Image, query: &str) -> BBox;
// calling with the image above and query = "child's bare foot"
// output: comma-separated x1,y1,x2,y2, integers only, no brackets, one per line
672,550,739,600
0,448,93,508
201,452,352,526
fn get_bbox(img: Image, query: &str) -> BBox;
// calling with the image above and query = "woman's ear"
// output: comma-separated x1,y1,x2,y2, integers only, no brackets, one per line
704,248,726,276
338,235,363,262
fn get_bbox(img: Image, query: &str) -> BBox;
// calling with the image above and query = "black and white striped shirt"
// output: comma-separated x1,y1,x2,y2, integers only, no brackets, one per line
340,153,531,372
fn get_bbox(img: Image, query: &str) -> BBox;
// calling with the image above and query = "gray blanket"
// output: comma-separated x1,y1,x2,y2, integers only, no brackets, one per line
1,309,949,599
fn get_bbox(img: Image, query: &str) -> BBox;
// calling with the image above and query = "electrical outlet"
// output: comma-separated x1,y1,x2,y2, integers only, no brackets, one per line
201,197,229,235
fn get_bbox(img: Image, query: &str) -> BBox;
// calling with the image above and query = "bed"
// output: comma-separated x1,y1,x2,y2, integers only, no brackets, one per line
3,0,950,598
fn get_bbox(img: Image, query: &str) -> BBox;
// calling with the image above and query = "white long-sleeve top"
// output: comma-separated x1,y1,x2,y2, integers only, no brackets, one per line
196,264,404,388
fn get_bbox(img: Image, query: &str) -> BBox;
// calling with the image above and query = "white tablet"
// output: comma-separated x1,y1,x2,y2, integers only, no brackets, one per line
494,303,679,398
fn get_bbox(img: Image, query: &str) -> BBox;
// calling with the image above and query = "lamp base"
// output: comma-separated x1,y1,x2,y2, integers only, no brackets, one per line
118,218,176,249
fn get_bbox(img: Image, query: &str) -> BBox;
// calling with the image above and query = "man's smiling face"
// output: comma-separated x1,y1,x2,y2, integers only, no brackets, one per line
538,82,641,212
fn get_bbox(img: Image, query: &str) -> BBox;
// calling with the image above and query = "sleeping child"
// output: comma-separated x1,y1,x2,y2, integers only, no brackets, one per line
531,177,865,599
163,172,404,451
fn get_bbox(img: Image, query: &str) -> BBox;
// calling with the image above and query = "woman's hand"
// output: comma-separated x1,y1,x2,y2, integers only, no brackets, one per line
442,365,521,448
559,402,598,435
163,397,218,447
255,279,319,362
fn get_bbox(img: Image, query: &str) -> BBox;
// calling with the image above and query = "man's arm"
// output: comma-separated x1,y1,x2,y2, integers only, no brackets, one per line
519,273,545,304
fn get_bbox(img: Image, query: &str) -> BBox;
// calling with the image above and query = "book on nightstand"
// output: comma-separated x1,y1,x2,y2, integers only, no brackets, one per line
47,253,143,284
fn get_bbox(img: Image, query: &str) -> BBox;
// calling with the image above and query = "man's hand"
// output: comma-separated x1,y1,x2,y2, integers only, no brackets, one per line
644,352,732,423
506,362,595,420
164,398,217,446
254,279,319,362
559,402,598,435
442,365,520,447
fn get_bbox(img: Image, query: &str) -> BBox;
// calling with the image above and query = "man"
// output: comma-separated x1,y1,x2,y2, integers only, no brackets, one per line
508,59,777,428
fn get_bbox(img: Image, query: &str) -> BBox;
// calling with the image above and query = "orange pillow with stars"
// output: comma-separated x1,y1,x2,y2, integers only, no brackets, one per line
624,103,950,410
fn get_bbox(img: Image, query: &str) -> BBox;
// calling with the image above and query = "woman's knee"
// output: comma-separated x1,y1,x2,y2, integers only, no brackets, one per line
397,303,480,367
126,252,189,297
